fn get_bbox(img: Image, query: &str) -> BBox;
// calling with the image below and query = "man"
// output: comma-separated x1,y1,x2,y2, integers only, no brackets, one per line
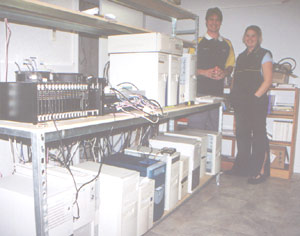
188,7,235,131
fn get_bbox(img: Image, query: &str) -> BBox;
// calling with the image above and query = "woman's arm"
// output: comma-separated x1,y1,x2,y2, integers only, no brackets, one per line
254,61,273,97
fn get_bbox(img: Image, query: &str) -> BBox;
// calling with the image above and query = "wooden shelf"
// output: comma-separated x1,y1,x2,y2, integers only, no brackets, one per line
224,111,295,119
270,87,298,91
0,0,149,37
270,167,290,179
108,0,198,21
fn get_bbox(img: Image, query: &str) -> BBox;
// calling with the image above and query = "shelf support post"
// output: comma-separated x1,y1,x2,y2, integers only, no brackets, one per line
171,17,177,37
31,132,48,236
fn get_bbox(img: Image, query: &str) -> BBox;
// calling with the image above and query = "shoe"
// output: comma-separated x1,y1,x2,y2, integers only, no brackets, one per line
247,173,267,184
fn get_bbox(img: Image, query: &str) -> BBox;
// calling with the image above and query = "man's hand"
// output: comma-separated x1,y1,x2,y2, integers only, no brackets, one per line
212,66,225,80
198,66,226,80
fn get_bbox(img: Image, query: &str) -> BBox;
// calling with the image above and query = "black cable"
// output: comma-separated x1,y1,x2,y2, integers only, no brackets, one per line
277,57,296,71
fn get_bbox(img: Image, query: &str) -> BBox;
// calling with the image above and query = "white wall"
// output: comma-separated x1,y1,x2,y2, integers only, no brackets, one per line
146,0,300,173
0,0,79,177
98,0,144,76
0,0,79,82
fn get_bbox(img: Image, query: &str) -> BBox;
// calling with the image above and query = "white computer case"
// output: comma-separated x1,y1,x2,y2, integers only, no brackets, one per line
149,135,201,193
108,32,183,56
178,155,189,200
71,161,140,236
16,163,97,235
164,130,208,179
125,145,180,211
180,53,197,103
0,174,73,236
109,52,168,107
184,129,222,175
137,177,155,236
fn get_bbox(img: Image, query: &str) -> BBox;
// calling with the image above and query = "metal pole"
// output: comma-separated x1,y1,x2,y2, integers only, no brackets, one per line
31,132,48,236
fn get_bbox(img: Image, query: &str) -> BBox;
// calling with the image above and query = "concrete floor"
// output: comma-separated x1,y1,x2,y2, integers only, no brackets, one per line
145,173,300,236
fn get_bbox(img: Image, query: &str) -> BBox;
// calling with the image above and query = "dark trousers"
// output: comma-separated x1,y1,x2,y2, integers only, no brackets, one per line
232,97,270,177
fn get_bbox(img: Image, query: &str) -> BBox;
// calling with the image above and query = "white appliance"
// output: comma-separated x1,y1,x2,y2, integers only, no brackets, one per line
71,161,139,236
16,164,96,235
109,52,168,107
168,54,181,106
108,32,183,56
149,135,201,193
180,53,197,103
178,155,189,200
184,129,222,175
137,177,155,236
125,145,180,211
164,130,208,179
0,174,73,236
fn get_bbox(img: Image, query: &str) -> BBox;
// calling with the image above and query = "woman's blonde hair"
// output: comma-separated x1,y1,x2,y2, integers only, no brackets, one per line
243,25,262,45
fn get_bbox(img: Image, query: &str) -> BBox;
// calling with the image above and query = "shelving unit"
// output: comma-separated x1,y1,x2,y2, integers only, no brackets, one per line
0,1,203,235
0,0,150,37
221,87,299,180
0,102,220,236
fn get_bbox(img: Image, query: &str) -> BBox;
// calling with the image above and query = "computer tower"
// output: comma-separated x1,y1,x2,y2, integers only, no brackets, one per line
149,135,201,193
168,54,181,106
0,174,73,236
164,130,208,178
102,153,166,222
71,161,140,236
108,32,183,56
125,145,180,211
184,129,221,175
180,53,197,103
178,155,189,200
109,52,168,107
16,163,96,235
137,177,155,236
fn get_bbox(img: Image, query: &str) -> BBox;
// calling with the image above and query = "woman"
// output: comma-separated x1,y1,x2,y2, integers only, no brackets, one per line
230,25,273,184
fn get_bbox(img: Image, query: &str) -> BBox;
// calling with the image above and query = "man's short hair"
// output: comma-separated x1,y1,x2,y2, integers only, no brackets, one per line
205,7,223,22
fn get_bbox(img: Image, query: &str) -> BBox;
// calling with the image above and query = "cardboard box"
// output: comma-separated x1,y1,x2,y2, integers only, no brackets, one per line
272,64,291,84
272,71,289,84
270,145,286,169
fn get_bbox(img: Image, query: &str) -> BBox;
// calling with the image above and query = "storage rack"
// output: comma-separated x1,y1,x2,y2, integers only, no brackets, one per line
0,102,220,236
0,0,150,37
0,1,202,235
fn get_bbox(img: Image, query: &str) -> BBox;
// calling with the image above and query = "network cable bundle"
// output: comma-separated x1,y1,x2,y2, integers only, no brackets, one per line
164,130,208,179
0,77,106,123
71,161,140,236
0,174,74,236
149,135,201,193
101,152,166,222
108,32,183,107
110,83,164,124
125,145,180,211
